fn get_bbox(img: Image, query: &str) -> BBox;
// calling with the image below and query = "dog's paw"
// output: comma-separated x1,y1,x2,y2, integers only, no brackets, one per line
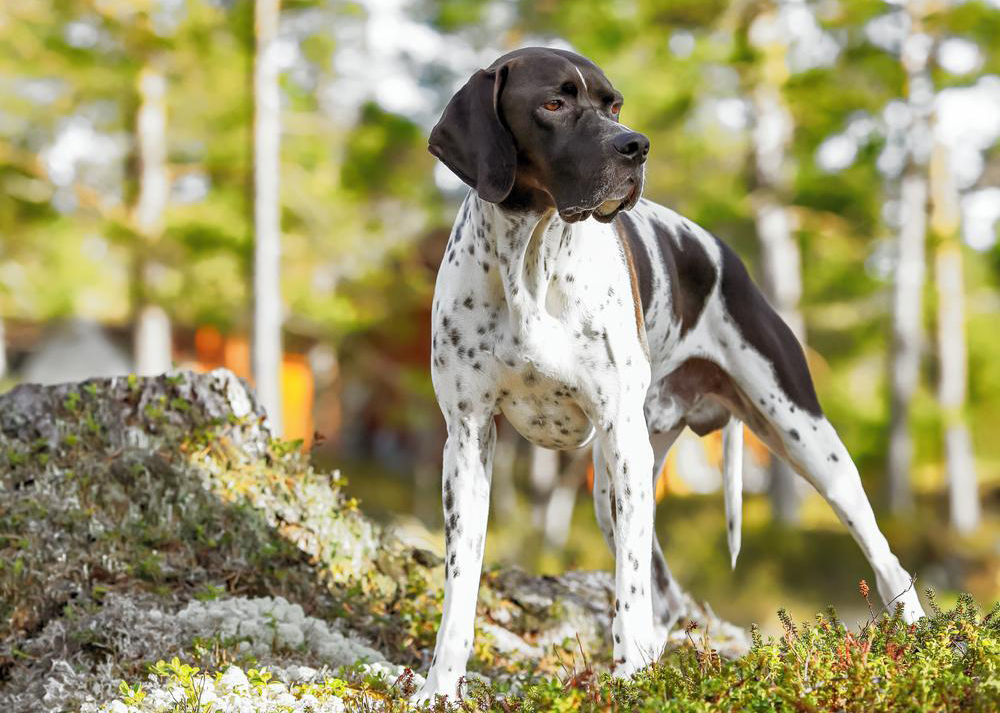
611,638,662,681
410,671,461,707
898,590,926,623
408,686,443,708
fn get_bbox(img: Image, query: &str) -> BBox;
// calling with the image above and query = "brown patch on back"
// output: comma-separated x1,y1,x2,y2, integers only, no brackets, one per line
664,223,717,337
714,236,822,417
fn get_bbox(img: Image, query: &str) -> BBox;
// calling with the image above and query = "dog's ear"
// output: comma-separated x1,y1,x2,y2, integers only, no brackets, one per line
429,64,516,203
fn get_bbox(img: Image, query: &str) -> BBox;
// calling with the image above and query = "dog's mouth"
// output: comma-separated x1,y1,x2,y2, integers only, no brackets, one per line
592,195,627,221
556,177,641,224
591,181,640,224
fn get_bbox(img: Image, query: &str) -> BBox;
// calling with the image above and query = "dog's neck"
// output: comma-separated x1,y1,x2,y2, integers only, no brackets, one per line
471,192,579,377
474,193,573,317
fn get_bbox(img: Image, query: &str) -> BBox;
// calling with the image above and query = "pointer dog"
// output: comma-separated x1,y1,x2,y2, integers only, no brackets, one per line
416,46,924,701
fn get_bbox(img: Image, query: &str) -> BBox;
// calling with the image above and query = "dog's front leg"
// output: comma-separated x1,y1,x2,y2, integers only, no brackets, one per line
599,405,659,676
414,414,496,703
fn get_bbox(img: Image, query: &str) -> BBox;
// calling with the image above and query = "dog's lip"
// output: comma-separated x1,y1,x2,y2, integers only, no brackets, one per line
558,208,593,223
623,182,640,208
595,197,626,217
558,178,641,223
591,183,640,223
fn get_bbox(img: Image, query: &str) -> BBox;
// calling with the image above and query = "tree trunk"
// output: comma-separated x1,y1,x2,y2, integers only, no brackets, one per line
491,422,519,522
749,10,806,524
930,141,979,533
887,170,927,513
252,0,284,435
529,445,559,534
132,63,172,376
887,8,935,514
134,304,172,376
542,447,591,549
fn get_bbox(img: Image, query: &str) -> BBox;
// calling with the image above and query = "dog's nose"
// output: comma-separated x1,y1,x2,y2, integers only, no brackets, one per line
613,131,650,162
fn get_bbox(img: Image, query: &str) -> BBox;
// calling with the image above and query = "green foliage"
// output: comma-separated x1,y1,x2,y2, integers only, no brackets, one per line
417,0,493,32
118,680,147,707
342,102,429,201
0,0,441,336
149,657,212,712
4,0,1000,477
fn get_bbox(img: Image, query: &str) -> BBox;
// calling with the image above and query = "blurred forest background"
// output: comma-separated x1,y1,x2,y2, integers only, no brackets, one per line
2,0,1000,630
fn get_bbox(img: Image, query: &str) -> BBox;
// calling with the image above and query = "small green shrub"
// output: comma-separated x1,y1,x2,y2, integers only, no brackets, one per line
500,592,999,713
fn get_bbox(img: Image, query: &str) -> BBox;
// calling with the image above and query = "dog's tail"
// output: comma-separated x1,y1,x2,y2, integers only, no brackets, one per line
722,418,744,569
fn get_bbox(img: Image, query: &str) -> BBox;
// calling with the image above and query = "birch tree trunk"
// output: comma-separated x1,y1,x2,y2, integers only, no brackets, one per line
132,62,172,377
930,141,979,533
530,445,559,533
542,446,592,548
749,7,806,524
887,11,934,514
491,422,519,522
887,170,927,513
252,0,284,435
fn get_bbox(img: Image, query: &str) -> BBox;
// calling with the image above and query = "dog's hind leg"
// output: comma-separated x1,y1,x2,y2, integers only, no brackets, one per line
710,327,924,620
648,428,688,630
746,403,924,621
708,236,924,621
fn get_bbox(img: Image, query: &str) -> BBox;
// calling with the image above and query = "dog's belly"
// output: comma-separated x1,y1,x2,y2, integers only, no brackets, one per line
498,371,595,450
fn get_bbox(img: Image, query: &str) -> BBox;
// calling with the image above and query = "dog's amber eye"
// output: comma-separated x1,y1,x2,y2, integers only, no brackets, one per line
542,100,562,111
611,102,621,115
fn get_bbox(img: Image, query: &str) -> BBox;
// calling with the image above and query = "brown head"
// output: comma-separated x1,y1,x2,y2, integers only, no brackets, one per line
429,47,649,223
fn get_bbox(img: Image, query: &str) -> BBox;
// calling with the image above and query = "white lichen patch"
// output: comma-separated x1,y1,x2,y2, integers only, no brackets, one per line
82,596,424,713
175,595,414,677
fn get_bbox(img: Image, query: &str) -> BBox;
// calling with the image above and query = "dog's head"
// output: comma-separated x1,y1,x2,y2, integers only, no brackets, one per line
429,47,648,224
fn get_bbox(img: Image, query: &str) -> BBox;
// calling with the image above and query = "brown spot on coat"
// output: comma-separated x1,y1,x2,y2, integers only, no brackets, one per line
614,217,650,361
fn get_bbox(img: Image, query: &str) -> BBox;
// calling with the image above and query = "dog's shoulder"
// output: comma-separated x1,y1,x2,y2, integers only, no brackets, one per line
614,198,722,324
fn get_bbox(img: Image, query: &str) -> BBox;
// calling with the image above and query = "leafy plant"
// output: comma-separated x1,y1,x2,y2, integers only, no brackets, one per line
149,657,210,713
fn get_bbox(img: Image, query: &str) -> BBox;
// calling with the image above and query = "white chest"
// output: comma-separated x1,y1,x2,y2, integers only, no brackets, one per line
431,196,651,445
